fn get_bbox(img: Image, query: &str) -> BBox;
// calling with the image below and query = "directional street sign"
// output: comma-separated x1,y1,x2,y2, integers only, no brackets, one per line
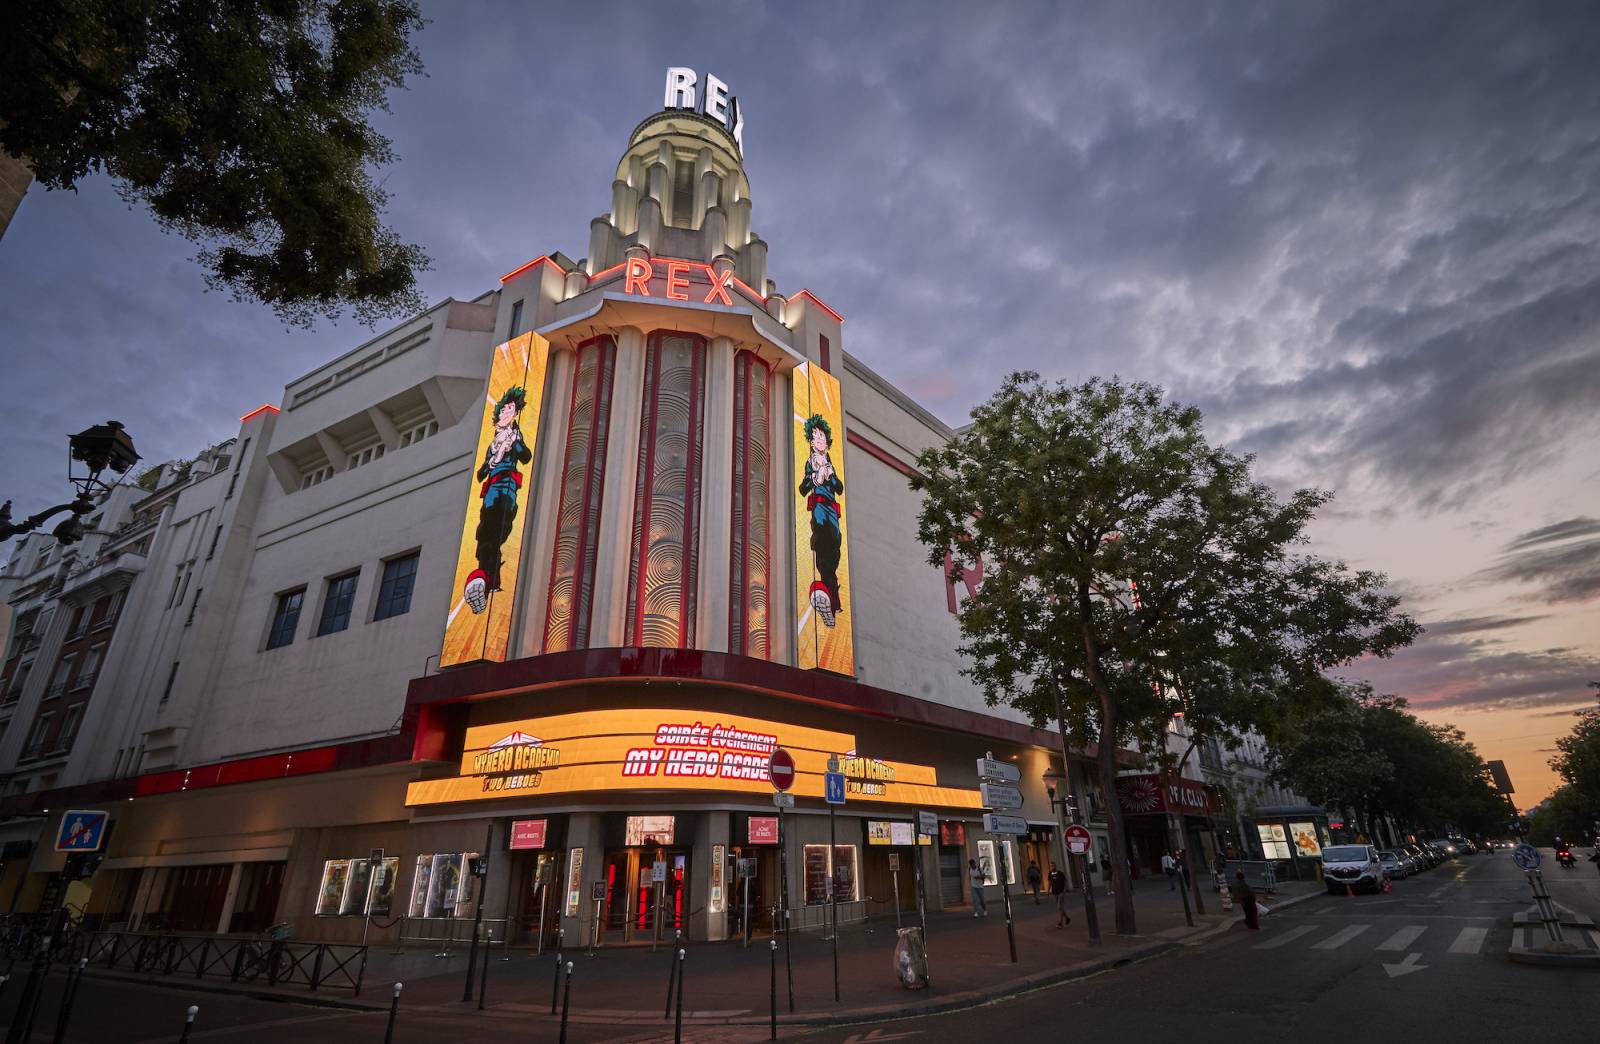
917,811,938,837
54,810,109,853
825,771,847,805
1064,824,1092,855
975,757,1021,784
772,791,795,808
1511,842,1541,872
982,813,1028,835
768,748,796,791
979,782,1023,810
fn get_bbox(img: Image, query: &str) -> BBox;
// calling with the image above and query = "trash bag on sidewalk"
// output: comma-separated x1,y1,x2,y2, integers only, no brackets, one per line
894,927,928,990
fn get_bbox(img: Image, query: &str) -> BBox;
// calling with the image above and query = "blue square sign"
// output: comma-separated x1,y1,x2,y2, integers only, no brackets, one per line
55,810,109,853
824,772,847,805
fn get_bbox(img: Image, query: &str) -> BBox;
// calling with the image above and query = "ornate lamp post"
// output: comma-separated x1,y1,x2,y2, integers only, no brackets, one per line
0,422,140,546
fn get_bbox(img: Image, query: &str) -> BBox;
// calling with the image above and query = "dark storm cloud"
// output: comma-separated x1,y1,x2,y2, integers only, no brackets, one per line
1420,615,1551,638
1503,516,1600,552
1477,529,1600,604
1349,630,1600,714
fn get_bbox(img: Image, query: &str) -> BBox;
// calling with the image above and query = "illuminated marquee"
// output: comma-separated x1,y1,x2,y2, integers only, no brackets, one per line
440,332,552,666
663,67,745,150
404,708,979,810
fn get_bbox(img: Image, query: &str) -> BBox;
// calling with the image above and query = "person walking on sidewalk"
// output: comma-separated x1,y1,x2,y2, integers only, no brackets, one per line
1162,850,1177,890
1048,862,1071,928
969,859,988,917
1230,870,1259,930
1026,860,1042,904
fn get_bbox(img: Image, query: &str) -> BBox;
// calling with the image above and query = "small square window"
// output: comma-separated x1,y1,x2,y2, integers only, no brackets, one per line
375,553,419,621
317,572,360,636
266,589,304,649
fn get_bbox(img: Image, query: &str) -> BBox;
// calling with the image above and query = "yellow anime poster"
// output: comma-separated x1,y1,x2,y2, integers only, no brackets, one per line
440,332,550,667
792,362,855,675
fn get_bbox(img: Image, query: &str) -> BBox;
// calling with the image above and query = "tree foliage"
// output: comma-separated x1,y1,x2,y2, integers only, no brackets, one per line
1,0,429,325
911,374,1418,933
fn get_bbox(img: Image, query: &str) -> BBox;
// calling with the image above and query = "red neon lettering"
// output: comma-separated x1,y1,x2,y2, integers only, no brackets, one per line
664,260,692,301
703,264,735,306
625,257,654,296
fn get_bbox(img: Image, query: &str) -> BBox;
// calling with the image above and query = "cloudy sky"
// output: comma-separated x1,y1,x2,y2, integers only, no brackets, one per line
3,1,1597,803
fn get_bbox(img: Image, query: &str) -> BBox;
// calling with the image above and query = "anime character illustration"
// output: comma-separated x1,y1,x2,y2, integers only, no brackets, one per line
464,385,533,615
799,413,844,626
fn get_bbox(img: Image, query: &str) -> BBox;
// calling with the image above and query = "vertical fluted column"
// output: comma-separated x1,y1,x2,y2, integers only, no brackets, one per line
589,325,646,647
587,217,615,276
696,336,736,651
701,206,728,266
768,366,795,666
727,197,752,248
611,179,638,235
744,236,768,294
636,194,663,253
511,345,576,659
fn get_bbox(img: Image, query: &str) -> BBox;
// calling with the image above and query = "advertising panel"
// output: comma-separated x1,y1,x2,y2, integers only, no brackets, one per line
1289,821,1322,858
1257,824,1292,860
508,819,548,851
792,361,855,675
441,331,551,667
748,816,780,845
404,708,981,810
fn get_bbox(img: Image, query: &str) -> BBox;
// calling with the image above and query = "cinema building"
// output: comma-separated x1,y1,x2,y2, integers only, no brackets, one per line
0,79,1133,946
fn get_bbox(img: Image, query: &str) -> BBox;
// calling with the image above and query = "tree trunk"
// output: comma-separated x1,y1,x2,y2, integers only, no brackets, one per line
1096,707,1137,934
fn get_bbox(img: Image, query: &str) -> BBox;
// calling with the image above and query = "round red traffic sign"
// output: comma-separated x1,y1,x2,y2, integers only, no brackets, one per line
768,748,796,791
1064,824,1092,855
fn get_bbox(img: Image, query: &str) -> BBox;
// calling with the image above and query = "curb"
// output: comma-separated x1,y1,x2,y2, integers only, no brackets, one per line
82,968,389,1012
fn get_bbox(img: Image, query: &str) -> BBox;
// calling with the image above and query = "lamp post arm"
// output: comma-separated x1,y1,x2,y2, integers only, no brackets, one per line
0,497,94,542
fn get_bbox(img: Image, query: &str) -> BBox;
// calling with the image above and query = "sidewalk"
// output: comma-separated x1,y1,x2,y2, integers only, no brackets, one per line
85,875,1324,1028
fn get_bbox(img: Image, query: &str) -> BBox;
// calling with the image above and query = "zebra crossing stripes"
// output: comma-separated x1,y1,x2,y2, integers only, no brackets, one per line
1448,926,1488,954
1312,924,1372,949
1376,925,1427,951
1252,924,1318,949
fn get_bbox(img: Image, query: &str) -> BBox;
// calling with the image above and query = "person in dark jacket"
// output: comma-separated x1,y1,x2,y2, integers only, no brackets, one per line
1048,862,1071,928
1230,870,1259,930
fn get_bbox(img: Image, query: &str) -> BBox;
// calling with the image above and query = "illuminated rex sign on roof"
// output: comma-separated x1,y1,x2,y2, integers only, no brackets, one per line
663,67,745,151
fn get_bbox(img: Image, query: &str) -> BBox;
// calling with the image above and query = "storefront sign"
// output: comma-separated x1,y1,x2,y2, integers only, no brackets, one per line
565,847,584,916
1116,774,1219,816
405,708,979,810
793,361,855,675
440,332,551,667
508,819,548,851
663,67,745,149
748,816,779,845
619,257,742,306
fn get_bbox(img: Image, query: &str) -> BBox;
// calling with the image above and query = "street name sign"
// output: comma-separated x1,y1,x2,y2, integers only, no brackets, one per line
975,757,1021,784
1511,842,1541,872
979,782,1023,810
982,813,1028,835
768,748,796,791
917,811,938,837
1064,824,1092,855
772,791,795,808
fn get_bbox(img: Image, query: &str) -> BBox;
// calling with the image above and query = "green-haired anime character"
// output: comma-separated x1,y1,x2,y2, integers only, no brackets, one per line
465,385,532,614
799,413,844,627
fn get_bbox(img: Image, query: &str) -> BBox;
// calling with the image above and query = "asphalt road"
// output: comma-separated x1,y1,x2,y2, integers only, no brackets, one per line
5,850,1596,1042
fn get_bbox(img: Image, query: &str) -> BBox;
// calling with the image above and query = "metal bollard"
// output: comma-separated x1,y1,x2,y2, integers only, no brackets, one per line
383,982,403,1044
477,928,492,1010
51,957,89,1044
769,939,777,1040
663,930,681,1019
673,948,685,1044
551,948,563,1014
557,961,573,1044
177,1004,199,1043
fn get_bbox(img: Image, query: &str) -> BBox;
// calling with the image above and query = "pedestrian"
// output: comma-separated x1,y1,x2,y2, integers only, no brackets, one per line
1230,870,1259,930
1177,848,1191,890
1048,862,1071,928
968,859,988,917
1162,850,1177,890
1026,860,1042,904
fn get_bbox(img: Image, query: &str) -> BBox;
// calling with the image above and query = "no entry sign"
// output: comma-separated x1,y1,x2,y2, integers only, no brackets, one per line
1064,824,1092,856
768,748,796,791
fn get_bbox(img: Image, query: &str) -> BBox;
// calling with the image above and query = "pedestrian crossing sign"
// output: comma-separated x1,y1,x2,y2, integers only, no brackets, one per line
54,810,109,853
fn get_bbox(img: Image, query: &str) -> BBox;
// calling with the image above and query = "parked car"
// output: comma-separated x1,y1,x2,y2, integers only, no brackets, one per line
1429,839,1458,858
1378,850,1409,879
1450,836,1478,855
1323,844,1385,894
1408,842,1440,869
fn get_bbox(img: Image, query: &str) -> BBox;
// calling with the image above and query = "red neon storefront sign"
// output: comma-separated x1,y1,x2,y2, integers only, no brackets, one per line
622,257,736,306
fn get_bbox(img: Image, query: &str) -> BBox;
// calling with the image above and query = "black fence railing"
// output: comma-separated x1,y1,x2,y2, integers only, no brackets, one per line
71,931,369,995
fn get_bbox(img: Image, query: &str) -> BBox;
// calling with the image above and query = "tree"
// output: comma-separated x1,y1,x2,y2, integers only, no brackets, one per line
1552,684,1600,803
912,374,1418,933
1,0,429,325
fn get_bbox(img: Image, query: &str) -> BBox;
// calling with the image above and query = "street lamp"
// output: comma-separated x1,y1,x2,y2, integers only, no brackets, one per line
1044,765,1100,943
0,422,140,546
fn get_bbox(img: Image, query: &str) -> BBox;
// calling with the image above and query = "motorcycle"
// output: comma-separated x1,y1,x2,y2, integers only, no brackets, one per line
1556,846,1577,868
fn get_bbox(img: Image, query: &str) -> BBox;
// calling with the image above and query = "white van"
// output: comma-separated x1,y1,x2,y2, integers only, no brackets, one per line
1322,844,1382,894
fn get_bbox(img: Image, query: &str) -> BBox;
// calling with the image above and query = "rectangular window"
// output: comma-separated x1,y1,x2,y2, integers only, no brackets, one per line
24,712,52,756
818,333,831,373
317,572,360,636
185,586,203,626
374,553,419,621
66,606,87,639
207,524,223,559
47,653,77,696
73,644,104,690
803,844,859,906
58,704,84,750
159,661,179,704
266,590,304,649
235,437,250,470
407,853,480,918
509,298,525,337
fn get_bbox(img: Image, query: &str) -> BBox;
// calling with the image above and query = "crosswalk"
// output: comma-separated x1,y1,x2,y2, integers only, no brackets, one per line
1253,922,1494,956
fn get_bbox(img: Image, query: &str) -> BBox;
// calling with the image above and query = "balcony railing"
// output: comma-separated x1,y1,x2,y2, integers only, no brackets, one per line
71,670,99,692
42,682,68,700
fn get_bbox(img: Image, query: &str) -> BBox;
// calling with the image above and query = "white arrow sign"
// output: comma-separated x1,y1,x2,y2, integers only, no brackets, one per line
975,757,1021,784
1383,952,1428,978
980,782,1024,810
